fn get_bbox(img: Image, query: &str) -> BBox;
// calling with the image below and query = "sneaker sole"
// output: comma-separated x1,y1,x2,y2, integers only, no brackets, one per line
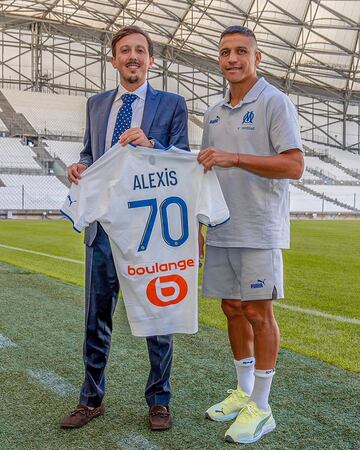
205,410,239,422
225,422,276,444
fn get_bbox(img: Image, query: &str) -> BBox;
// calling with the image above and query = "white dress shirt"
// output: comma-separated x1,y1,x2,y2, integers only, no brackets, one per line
105,81,148,151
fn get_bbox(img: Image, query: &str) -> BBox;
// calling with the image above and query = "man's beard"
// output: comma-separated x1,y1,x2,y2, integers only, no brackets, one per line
125,75,139,84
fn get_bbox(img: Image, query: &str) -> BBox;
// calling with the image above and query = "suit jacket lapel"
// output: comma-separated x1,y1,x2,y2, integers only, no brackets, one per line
141,84,160,137
98,88,117,156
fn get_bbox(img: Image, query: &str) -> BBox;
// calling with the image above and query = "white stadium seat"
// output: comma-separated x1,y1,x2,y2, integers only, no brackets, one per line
45,140,83,166
0,138,41,169
0,89,86,138
0,174,68,210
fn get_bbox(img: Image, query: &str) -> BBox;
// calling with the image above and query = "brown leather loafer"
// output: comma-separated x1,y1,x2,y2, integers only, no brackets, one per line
149,405,172,431
60,403,105,429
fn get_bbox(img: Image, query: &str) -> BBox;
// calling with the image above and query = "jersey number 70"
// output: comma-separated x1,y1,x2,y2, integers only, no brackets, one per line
128,196,189,252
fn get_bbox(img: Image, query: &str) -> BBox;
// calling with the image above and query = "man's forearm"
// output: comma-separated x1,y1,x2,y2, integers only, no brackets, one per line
198,147,304,179
235,149,304,180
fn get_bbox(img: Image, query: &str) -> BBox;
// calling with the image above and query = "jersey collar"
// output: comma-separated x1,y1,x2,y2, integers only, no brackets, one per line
222,77,268,109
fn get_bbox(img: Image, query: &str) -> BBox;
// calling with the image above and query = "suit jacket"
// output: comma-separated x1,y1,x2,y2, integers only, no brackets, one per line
79,83,190,246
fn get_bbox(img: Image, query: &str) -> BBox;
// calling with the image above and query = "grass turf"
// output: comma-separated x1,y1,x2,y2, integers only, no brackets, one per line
284,220,360,319
0,220,84,286
0,219,359,372
0,262,359,450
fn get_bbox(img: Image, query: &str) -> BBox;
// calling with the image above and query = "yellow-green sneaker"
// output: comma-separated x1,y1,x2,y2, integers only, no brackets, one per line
205,387,249,422
224,401,276,444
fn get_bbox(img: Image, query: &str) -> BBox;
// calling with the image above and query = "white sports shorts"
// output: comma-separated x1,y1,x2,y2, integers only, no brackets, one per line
202,246,284,301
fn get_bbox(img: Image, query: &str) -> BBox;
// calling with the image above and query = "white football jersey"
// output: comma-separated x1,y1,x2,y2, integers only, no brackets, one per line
61,144,229,337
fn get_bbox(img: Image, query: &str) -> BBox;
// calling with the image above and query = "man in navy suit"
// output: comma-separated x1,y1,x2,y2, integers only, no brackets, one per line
61,25,189,431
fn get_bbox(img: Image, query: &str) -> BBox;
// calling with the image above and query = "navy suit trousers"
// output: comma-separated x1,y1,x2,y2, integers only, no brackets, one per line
79,224,173,407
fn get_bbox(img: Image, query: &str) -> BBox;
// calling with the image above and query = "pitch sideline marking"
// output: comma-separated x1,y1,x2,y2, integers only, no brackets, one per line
197,286,360,325
27,369,78,397
274,302,360,325
1,244,358,325
0,334,17,348
0,243,84,264
115,432,160,450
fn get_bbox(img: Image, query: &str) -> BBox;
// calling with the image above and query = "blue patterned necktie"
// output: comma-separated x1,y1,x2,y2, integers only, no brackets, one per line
111,93,138,147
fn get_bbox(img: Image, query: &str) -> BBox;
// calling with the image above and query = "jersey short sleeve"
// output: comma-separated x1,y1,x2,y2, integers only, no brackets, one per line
61,181,110,233
60,158,113,232
197,170,230,227
60,183,84,232
268,93,303,154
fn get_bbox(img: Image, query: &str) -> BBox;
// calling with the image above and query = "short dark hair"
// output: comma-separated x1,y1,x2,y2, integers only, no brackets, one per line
111,25,154,57
220,26,257,45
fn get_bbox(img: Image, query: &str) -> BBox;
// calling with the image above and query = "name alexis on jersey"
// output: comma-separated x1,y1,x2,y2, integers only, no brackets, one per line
133,168,177,190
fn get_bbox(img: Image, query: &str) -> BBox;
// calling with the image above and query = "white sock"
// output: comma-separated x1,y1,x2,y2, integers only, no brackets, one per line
250,368,275,411
234,357,255,396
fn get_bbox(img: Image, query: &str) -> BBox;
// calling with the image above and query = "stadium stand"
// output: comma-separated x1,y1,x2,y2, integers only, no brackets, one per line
0,89,359,214
302,169,323,182
0,174,68,210
0,138,42,170
289,185,351,213
0,89,86,138
304,143,360,181
45,140,83,166
0,117,7,133
327,147,360,172
309,185,360,209
0,90,37,137
304,156,358,183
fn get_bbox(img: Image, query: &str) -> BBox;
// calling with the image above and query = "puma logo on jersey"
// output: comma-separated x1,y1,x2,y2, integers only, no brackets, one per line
67,194,76,207
209,115,220,124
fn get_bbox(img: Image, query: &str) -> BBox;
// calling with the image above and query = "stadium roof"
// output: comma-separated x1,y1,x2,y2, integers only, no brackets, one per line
0,0,359,102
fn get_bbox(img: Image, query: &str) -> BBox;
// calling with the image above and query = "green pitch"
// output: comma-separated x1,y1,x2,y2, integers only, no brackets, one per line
1,262,359,450
0,219,359,371
0,219,359,448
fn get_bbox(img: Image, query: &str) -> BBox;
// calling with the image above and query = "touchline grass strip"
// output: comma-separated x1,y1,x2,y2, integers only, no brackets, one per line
1,243,359,326
275,302,360,325
0,243,84,264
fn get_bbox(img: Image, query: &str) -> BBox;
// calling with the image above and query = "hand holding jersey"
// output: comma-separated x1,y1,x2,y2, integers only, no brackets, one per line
67,162,87,184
